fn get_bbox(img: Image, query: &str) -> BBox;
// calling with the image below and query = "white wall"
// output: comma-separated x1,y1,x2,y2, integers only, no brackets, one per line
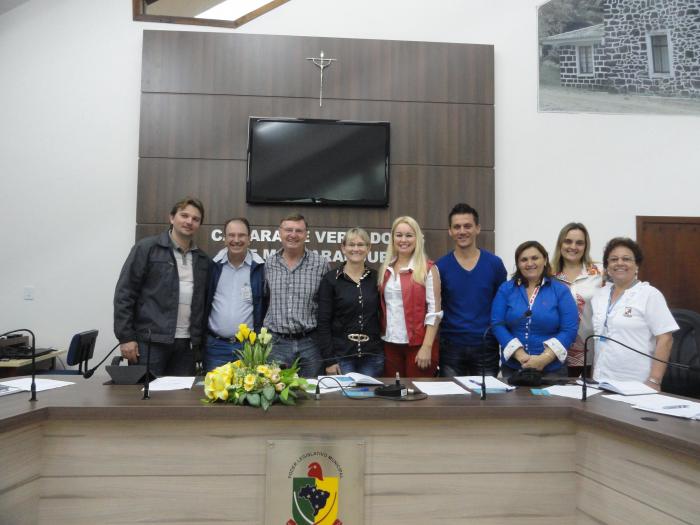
1,0,697,359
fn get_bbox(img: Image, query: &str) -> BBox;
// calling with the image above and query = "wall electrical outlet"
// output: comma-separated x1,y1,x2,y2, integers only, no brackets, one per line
23,286,35,301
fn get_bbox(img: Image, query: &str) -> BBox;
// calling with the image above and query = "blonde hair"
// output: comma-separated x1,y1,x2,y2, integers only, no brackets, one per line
552,222,593,273
342,227,371,247
379,216,429,285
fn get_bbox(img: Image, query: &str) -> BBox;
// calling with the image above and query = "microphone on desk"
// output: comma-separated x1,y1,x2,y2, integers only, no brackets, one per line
82,342,120,379
482,310,532,400
581,334,700,401
0,329,38,402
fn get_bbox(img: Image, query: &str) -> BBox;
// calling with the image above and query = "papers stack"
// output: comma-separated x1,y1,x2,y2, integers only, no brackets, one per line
412,381,470,396
596,380,656,396
144,376,195,391
454,376,515,393
633,397,700,420
0,378,74,392
544,384,602,399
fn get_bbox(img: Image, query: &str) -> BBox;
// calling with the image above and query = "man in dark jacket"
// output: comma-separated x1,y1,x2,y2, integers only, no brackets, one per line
114,197,210,376
204,217,266,372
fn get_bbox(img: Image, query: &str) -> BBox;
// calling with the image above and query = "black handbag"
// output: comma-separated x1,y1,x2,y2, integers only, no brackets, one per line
507,367,543,387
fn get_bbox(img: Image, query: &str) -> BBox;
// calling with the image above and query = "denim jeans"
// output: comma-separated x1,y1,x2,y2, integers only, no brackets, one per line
204,335,242,372
136,338,195,376
269,334,322,378
439,337,500,378
337,351,385,377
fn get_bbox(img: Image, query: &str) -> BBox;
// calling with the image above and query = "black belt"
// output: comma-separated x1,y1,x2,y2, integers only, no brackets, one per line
272,330,315,340
209,332,237,344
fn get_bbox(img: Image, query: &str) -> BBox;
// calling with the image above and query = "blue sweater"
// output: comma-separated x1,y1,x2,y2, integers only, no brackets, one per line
436,250,507,345
491,277,578,373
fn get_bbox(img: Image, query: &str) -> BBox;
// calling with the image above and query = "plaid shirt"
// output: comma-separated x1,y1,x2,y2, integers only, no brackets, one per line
264,249,330,334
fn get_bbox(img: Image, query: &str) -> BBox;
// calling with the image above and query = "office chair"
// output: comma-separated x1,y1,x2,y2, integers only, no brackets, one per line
40,329,98,375
662,309,700,399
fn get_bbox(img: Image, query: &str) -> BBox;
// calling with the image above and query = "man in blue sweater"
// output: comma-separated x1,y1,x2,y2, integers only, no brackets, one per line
436,203,507,377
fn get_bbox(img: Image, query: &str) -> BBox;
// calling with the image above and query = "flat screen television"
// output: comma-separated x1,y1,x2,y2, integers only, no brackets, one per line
246,117,390,207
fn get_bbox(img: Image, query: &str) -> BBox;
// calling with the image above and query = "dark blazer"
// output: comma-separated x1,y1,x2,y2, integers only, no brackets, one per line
114,230,210,346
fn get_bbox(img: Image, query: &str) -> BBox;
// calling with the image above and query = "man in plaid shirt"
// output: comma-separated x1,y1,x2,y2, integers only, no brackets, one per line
264,213,330,377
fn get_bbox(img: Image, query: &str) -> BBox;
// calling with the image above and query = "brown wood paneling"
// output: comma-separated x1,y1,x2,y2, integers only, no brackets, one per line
142,31,494,105
137,31,496,254
137,158,495,230
139,93,494,167
636,216,700,312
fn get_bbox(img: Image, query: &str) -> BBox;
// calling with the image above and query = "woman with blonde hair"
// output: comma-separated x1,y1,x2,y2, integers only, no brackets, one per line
379,216,442,377
552,222,603,377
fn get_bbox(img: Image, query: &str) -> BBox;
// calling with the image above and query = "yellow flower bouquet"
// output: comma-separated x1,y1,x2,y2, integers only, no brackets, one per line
203,324,308,410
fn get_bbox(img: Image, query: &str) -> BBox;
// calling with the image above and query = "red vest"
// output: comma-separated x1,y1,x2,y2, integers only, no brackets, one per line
380,262,434,347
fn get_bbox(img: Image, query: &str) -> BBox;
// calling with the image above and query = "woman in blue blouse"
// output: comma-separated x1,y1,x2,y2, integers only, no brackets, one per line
491,241,578,378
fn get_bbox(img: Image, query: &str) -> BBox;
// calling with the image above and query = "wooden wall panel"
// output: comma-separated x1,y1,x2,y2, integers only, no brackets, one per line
137,30,495,259
137,158,495,229
142,31,494,105
139,93,494,167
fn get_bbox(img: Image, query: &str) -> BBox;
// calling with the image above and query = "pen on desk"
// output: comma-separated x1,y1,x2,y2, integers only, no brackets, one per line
661,404,689,410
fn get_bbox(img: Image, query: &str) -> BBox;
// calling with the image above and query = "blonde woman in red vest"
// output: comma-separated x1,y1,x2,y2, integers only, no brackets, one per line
379,216,442,377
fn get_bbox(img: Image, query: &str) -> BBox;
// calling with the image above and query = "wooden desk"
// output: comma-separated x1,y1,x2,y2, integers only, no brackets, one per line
0,349,67,378
0,378,698,525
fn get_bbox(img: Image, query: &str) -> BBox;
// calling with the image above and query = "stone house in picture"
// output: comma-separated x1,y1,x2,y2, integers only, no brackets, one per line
540,0,700,98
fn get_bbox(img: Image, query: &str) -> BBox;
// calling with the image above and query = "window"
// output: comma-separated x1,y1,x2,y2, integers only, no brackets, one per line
651,34,670,73
647,31,673,77
577,45,594,75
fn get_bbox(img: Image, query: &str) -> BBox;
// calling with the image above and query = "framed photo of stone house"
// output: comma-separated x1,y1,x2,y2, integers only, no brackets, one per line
538,0,700,115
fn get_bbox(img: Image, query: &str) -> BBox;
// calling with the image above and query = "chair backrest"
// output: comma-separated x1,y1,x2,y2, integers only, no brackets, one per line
66,330,98,370
662,309,700,399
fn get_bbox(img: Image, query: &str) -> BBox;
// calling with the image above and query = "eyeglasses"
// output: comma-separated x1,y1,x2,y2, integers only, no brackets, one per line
608,256,635,264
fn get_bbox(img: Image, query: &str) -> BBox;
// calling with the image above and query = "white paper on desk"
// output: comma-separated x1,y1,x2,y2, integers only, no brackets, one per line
454,375,515,392
305,379,342,394
344,372,383,386
597,380,656,395
143,376,195,391
412,381,470,396
602,393,679,405
316,375,355,388
0,378,74,392
633,401,700,420
544,384,601,399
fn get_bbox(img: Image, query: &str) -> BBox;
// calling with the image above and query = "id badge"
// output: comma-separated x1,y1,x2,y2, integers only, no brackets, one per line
242,283,252,302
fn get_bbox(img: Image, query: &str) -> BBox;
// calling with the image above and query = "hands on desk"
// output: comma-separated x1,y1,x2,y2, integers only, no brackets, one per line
120,341,139,363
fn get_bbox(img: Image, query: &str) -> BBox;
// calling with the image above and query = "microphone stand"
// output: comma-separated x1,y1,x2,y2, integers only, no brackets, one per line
0,329,37,402
142,331,152,400
82,342,120,379
581,334,700,401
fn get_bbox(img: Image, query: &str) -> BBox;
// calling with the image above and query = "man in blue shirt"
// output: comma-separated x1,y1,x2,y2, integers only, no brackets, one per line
204,217,266,372
436,203,507,377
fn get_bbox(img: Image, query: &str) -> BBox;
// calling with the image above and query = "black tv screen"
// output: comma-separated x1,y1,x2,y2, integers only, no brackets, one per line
246,118,390,207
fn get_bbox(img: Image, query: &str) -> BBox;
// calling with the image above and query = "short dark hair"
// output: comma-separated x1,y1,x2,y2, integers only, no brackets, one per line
602,237,643,269
223,217,251,235
448,203,480,226
280,213,308,229
512,240,552,285
170,197,205,222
